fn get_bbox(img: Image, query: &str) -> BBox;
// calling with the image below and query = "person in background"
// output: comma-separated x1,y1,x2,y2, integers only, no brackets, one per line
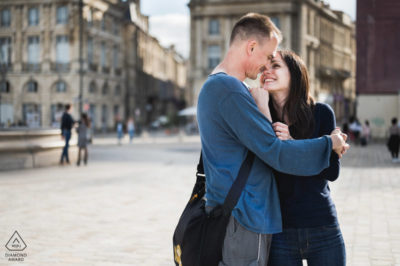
349,117,362,144
361,120,371,146
387,117,400,163
127,118,135,143
117,120,124,145
250,50,346,266
76,113,90,166
60,104,74,165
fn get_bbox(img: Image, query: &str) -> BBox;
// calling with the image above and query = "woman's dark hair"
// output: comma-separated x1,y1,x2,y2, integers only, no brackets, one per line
269,49,315,139
392,117,398,125
81,113,90,127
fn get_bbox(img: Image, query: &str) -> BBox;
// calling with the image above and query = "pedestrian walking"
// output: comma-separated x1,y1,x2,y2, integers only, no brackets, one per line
250,50,346,266
60,104,74,165
127,118,135,143
349,117,362,144
76,113,90,166
187,13,349,266
117,120,124,145
361,120,371,146
387,117,400,163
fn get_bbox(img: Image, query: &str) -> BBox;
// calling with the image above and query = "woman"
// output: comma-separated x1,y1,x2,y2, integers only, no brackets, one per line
387,117,400,162
250,50,346,265
76,113,90,166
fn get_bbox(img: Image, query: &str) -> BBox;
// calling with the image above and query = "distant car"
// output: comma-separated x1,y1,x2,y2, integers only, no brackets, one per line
150,116,169,131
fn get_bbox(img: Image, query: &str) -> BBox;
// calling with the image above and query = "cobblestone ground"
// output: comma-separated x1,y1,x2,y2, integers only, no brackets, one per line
0,136,399,266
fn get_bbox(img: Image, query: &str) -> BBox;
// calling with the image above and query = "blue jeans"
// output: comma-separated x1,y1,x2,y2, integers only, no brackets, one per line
268,224,346,266
60,130,71,163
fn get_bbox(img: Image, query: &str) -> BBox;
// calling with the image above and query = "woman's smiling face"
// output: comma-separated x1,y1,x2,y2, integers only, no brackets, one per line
261,52,290,96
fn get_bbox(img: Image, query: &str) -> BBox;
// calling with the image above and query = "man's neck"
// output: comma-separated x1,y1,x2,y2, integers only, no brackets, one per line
212,50,246,81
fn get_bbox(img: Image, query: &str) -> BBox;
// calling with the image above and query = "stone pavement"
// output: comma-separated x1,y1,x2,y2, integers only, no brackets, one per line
0,136,399,266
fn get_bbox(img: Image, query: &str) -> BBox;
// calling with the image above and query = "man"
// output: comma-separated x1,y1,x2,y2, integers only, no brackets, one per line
197,13,349,265
60,103,74,164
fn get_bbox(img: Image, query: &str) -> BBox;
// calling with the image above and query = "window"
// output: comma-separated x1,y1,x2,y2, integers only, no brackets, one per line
1,9,11,27
23,103,41,127
100,42,106,67
87,8,93,27
101,16,106,31
101,104,108,127
50,103,64,127
87,37,93,64
0,37,11,65
27,81,38,93
114,105,119,118
89,104,96,128
56,5,68,25
0,81,10,93
102,82,108,95
271,17,280,29
28,36,40,64
115,85,121,95
209,19,219,35
89,81,97,93
113,45,119,68
56,81,67,92
113,20,120,35
208,45,220,69
56,35,69,63
28,7,39,26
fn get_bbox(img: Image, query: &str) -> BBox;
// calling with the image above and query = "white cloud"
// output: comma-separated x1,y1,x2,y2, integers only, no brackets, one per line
148,14,190,59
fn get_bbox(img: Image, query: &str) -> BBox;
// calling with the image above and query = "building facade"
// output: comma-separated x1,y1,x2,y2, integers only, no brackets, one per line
0,0,187,130
356,0,400,137
188,0,356,122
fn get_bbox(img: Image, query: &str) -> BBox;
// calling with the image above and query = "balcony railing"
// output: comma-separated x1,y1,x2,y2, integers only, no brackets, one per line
89,63,98,72
51,62,70,72
22,63,41,72
114,67,122,76
0,62,13,73
102,66,110,74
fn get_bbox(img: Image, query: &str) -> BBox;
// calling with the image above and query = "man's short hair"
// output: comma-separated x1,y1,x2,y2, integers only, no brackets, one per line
65,104,71,111
230,13,282,45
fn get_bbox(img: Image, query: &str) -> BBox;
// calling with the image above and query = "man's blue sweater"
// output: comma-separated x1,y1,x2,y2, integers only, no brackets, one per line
197,73,332,234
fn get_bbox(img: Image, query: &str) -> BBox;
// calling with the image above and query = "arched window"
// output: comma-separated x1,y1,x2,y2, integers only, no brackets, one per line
27,80,38,93
0,80,10,93
56,80,67,93
89,81,97,93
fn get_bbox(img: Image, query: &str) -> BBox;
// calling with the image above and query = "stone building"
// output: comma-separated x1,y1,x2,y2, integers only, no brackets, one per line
356,0,400,138
0,0,187,130
188,0,356,122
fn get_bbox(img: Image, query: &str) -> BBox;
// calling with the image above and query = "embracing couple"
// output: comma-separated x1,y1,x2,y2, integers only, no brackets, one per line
197,13,349,266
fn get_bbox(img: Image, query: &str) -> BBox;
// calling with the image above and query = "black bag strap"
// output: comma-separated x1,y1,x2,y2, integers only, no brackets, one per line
222,151,254,215
197,150,255,216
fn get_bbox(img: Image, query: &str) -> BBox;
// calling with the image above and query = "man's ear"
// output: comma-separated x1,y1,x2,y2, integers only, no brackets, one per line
246,40,257,56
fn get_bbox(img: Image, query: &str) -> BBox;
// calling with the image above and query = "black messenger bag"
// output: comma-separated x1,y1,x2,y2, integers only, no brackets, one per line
172,151,255,266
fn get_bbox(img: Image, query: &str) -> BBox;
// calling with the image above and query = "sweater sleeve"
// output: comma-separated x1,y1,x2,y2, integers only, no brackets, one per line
315,103,340,181
219,92,332,176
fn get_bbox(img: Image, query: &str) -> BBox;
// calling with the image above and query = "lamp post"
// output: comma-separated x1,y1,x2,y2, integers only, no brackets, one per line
78,0,84,114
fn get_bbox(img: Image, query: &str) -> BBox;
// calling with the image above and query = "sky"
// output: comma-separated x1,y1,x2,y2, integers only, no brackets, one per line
141,0,356,59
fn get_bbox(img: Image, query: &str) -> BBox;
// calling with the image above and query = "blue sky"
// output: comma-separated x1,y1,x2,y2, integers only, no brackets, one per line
141,0,356,58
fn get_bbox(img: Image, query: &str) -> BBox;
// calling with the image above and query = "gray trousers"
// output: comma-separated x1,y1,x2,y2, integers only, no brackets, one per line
206,206,272,266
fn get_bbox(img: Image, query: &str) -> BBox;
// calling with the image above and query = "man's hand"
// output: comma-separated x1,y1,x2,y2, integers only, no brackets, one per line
249,87,271,121
330,128,350,158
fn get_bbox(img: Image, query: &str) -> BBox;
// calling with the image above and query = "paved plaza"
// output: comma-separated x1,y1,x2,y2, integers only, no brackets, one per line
0,135,399,266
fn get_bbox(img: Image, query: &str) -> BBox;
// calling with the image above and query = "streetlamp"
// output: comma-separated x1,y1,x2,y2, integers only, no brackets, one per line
78,0,84,115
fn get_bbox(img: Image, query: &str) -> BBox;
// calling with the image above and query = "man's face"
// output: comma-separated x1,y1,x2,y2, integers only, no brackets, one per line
246,35,279,80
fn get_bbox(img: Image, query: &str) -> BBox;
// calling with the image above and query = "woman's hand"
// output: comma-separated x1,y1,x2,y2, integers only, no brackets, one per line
273,122,293,140
249,87,272,121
